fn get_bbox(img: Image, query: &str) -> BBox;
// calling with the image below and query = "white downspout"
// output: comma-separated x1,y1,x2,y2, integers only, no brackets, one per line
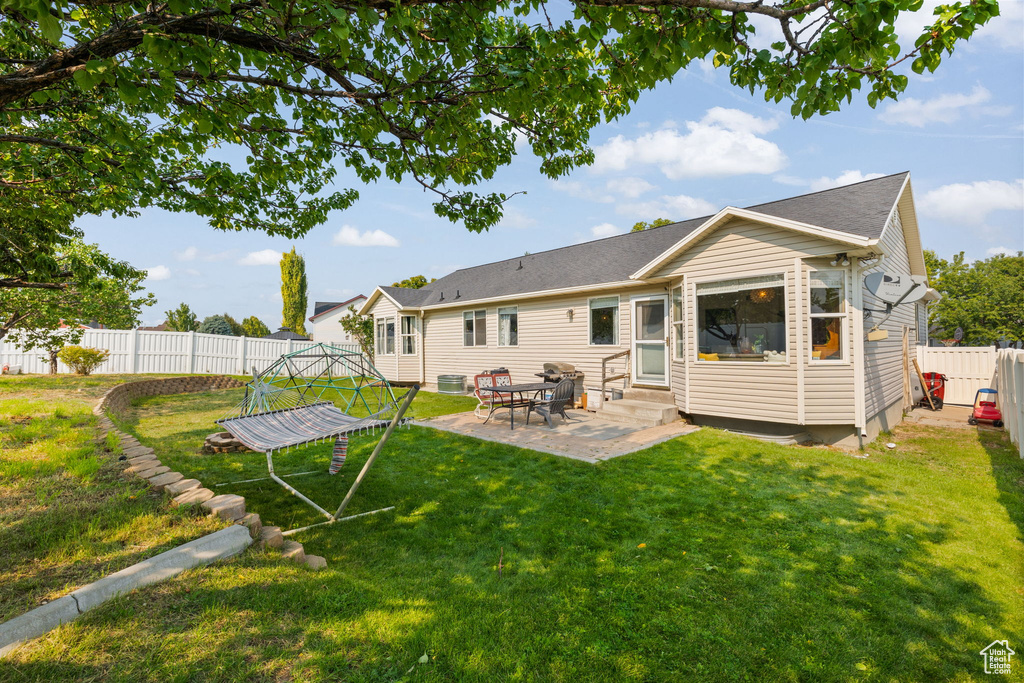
853,253,886,446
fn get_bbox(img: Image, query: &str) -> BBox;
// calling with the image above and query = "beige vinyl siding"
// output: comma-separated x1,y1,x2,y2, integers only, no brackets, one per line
801,260,856,424
862,208,916,420
421,286,663,389
654,218,856,425
365,296,422,383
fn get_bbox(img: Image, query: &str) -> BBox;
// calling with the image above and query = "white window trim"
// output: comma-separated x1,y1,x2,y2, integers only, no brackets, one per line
400,315,416,355
807,268,850,365
672,285,685,361
587,295,621,347
690,271,791,366
463,309,487,347
376,316,395,356
497,306,518,347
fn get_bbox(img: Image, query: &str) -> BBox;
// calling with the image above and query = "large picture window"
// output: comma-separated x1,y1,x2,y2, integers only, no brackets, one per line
809,270,846,362
498,306,518,346
696,274,786,363
400,315,416,355
589,296,619,345
463,310,486,346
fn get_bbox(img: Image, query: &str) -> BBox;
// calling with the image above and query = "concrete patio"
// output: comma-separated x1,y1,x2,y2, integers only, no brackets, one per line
413,408,700,463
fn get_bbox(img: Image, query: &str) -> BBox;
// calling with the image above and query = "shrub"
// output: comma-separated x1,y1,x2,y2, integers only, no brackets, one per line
57,346,110,375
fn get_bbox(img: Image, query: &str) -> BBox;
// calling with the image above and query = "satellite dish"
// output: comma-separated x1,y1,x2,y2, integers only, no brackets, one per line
864,272,927,304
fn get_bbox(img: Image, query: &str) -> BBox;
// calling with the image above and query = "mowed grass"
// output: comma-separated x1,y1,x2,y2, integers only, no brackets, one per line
0,391,223,622
1,384,1022,681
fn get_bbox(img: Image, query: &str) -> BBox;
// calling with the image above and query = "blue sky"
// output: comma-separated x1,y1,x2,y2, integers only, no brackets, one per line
80,2,1024,328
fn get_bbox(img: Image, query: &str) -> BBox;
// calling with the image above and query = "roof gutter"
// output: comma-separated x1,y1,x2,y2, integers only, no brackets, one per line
409,279,650,311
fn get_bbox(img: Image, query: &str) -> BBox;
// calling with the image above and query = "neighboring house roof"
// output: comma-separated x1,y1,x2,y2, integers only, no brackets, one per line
309,295,367,322
139,322,168,331
360,172,912,313
263,327,310,340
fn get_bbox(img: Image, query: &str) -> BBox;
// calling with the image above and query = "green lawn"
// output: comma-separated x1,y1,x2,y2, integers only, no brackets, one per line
0,387,223,622
1,382,1022,681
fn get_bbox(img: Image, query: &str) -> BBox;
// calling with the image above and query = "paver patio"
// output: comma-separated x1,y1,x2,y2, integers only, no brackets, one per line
414,408,700,462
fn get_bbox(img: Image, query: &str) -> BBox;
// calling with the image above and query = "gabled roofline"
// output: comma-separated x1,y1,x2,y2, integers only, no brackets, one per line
878,174,928,278
358,287,406,315
630,207,877,280
308,295,367,322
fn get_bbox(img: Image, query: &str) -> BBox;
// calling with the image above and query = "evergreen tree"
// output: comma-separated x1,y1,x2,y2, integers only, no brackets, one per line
242,316,271,338
280,248,308,336
198,315,233,336
164,302,200,332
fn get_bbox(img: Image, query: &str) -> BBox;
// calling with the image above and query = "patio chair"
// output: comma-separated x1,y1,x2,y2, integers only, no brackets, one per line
526,378,576,428
473,373,495,418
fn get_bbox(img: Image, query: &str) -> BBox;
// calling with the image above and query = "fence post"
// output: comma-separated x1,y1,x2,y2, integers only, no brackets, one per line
189,331,197,374
238,336,246,375
130,328,139,374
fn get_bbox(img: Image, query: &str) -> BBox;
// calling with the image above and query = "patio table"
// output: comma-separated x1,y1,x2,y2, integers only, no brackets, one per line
478,382,552,430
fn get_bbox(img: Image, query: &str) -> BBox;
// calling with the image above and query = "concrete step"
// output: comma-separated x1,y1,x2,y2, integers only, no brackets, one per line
597,399,678,427
621,387,676,405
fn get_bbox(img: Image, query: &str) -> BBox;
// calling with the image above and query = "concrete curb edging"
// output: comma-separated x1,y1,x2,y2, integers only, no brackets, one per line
0,375,329,659
0,526,252,659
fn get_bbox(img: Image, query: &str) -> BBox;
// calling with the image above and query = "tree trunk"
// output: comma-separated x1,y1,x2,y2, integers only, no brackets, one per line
49,350,59,374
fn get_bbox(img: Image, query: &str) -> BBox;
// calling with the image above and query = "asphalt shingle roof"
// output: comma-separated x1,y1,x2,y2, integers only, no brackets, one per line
381,173,908,309
311,295,367,320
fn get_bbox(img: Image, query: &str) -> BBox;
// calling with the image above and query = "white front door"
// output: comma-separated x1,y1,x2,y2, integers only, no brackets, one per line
631,295,669,386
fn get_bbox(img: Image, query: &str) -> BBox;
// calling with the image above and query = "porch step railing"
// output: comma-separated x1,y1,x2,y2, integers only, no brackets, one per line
598,349,630,410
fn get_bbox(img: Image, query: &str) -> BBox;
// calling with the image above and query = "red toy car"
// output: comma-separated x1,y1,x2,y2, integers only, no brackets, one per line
968,388,1003,428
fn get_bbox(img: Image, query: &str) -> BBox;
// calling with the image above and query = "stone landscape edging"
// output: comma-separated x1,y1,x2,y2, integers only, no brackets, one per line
0,374,327,660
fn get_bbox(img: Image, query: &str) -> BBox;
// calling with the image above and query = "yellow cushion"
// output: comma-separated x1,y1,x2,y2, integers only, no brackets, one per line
698,353,720,361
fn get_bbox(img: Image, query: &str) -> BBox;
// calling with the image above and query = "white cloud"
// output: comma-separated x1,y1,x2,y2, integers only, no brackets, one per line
919,179,1024,226
592,108,786,179
609,177,657,199
175,246,199,261
590,223,625,238
809,170,886,192
145,265,171,281
331,225,400,248
878,86,1007,127
497,206,537,230
616,194,716,221
550,179,614,203
238,249,282,266
987,246,1019,257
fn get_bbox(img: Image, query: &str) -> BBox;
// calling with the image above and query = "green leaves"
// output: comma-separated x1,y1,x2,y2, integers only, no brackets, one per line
0,0,997,243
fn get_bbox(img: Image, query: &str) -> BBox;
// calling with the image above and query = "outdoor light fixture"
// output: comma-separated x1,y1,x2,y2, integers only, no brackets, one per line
566,308,575,322
750,288,775,303
830,253,851,267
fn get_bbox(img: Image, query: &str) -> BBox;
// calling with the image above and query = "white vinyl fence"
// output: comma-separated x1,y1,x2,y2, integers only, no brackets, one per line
915,346,997,405
0,329,360,376
995,348,1024,459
